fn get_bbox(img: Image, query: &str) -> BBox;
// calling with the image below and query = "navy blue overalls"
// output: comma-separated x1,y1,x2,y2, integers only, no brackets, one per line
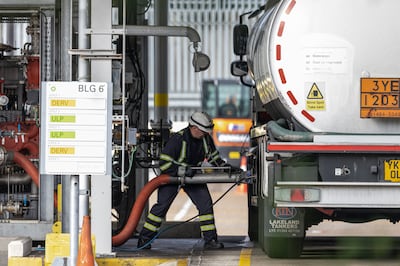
138,126,226,242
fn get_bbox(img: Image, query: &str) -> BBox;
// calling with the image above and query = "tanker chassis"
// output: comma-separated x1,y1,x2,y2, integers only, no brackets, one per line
249,124,400,258
235,0,400,258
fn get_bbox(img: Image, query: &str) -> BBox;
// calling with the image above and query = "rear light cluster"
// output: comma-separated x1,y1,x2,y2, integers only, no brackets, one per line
274,187,320,202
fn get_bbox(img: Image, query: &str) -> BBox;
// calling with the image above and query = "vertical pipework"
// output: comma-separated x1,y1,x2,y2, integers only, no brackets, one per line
78,0,90,81
70,175,79,265
60,0,72,235
60,0,72,81
120,0,127,192
153,1,170,129
90,0,113,254
78,0,91,229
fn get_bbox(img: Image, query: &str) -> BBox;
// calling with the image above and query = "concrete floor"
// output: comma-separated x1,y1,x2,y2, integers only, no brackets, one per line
151,183,249,236
0,251,6,266
5,182,400,265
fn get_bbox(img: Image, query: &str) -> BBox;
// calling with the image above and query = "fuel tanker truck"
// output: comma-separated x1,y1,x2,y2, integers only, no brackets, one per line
232,0,400,258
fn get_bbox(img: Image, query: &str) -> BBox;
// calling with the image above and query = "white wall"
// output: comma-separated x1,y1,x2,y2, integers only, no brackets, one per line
147,0,264,122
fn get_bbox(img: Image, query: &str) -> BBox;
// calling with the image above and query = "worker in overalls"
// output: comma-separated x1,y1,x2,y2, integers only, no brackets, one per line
137,111,240,250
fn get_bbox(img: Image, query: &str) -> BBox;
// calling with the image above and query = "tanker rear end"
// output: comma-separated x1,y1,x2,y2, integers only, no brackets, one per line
233,0,400,258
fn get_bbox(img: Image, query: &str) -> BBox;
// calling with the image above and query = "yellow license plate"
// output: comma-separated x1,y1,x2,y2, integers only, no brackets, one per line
384,160,400,182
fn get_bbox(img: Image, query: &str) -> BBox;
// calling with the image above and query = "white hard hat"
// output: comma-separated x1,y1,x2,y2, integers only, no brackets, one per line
189,111,214,133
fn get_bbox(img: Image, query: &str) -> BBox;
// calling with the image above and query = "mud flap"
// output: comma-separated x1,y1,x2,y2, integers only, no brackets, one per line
266,207,305,237
263,206,305,258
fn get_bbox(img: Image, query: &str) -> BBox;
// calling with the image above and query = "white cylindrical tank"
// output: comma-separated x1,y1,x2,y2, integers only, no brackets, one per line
1,21,29,56
248,0,400,133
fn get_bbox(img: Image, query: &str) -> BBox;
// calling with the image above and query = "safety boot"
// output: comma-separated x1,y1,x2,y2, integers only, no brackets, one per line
137,238,151,249
204,239,224,249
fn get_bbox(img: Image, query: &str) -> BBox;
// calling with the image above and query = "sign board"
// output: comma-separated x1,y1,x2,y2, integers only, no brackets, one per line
40,82,111,175
360,78,400,118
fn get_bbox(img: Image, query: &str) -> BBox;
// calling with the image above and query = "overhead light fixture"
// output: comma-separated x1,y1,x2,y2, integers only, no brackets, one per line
192,50,210,72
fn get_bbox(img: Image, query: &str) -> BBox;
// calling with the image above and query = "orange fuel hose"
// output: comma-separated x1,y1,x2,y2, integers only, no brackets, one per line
112,174,171,247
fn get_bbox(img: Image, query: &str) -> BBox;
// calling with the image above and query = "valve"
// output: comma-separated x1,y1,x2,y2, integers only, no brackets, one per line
0,201,23,216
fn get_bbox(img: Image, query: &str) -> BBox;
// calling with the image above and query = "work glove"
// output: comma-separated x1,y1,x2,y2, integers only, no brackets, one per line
231,166,243,174
185,166,196,177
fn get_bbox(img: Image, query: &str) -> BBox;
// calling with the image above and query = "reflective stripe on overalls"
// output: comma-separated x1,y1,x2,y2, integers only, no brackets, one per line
159,140,188,171
199,214,216,233
145,139,188,235
144,132,218,241
143,213,163,233
203,137,222,165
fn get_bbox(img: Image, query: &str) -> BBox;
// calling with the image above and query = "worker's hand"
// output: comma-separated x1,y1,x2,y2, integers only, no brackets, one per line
231,166,243,174
185,166,196,177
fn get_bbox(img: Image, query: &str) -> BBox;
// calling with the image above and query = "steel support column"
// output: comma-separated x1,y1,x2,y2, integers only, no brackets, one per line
90,0,113,255
153,0,170,129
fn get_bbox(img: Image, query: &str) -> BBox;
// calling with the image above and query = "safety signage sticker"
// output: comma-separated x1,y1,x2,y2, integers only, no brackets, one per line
40,82,109,175
306,82,325,111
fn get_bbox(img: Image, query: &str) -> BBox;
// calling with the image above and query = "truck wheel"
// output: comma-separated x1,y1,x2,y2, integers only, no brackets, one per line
265,236,304,258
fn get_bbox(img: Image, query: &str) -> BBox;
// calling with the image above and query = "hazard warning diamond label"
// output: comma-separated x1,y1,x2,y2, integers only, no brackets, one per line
306,82,325,110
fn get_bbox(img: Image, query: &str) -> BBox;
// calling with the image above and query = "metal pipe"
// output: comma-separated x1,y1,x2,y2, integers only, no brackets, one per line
153,0,170,136
61,177,70,233
60,0,72,81
79,175,89,226
70,175,79,266
173,173,243,184
10,150,58,209
0,201,21,216
60,0,72,235
0,173,31,184
78,0,90,81
120,0,127,192
11,151,38,185
110,25,201,44
0,10,39,14
78,0,90,229
30,179,39,220
0,149,38,186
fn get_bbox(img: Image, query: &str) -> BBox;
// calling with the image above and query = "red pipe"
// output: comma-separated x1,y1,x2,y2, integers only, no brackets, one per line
112,174,171,247
23,142,39,157
12,151,58,208
12,151,39,186
25,123,39,139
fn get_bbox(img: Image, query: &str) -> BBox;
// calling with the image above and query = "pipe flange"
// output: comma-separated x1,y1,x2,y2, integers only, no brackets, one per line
0,146,7,165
